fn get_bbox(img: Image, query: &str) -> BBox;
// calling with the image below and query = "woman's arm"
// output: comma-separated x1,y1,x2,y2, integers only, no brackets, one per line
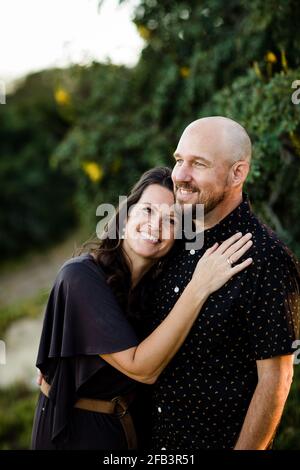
101,280,208,384
101,232,253,384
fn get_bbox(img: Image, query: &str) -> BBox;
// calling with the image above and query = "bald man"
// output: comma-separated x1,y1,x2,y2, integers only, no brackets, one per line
142,116,299,450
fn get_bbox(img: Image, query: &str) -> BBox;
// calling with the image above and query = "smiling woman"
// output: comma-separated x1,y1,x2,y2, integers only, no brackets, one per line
123,184,177,284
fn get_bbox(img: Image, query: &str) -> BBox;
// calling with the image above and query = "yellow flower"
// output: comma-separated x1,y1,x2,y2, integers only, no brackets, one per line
180,67,190,78
281,49,288,72
253,61,263,80
54,88,71,106
265,51,277,63
82,162,104,183
137,25,151,40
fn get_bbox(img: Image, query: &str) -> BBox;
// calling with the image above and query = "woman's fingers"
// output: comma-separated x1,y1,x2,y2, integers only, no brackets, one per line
36,368,42,386
230,257,253,275
217,232,252,256
216,232,243,254
229,241,253,264
225,237,253,262
203,242,219,256
192,239,253,296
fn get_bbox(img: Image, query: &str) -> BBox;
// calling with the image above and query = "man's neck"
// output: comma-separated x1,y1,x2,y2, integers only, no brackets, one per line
194,191,243,232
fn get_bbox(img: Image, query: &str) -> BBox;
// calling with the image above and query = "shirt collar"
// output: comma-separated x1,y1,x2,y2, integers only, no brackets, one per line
182,192,253,246
204,192,252,236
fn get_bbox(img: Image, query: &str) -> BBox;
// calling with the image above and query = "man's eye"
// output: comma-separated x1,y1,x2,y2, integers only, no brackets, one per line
175,159,183,165
143,206,152,213
194,161,205,167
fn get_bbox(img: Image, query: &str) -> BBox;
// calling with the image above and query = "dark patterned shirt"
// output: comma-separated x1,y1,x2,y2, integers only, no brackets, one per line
144,194,300,450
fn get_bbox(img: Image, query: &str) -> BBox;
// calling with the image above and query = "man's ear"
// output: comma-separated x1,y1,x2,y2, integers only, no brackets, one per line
230,160,250,187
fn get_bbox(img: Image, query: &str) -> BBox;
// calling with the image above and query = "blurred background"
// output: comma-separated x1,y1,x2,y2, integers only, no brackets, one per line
0,0,300,450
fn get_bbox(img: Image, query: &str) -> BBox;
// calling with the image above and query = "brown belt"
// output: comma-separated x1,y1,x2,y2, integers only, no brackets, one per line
40,379,137,450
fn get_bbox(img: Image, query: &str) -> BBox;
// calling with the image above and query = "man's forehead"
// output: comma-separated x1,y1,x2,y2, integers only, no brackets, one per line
175,129,229,162
173,151,212,164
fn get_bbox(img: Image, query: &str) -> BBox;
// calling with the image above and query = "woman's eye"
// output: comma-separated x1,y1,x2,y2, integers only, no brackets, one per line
163,218,176,226
143,206,152,213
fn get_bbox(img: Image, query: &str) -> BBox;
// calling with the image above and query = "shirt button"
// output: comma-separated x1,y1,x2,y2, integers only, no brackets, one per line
174,286,179,293
158,407,162,413
190,249,195,255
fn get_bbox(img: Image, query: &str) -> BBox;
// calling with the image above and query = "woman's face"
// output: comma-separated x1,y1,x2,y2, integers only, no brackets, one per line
123,184,177,261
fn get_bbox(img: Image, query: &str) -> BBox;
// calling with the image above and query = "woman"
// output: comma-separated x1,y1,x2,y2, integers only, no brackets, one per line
31,167,253,450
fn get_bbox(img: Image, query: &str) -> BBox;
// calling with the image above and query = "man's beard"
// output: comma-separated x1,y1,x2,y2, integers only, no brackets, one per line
176,184,227,217
196,188,227,216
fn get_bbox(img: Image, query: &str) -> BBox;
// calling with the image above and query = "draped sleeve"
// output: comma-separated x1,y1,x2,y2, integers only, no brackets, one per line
35,254,139,443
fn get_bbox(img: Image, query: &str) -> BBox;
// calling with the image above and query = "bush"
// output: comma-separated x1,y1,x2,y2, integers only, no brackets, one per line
0,70,78,260
0,384,38,450
51,0,300,258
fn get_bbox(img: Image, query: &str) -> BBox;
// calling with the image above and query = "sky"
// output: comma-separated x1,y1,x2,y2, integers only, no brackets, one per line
0,0,144,83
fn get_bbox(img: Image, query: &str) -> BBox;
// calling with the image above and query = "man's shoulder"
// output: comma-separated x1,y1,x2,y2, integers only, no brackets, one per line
250,213,299,271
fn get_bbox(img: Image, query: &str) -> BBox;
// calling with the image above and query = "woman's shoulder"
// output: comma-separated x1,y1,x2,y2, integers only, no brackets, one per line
57,253,106,285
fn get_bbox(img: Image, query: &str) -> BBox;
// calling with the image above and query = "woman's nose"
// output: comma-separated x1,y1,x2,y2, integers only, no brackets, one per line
148,217,160,232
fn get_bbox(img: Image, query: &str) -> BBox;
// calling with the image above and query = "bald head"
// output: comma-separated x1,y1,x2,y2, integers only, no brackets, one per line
173,116,252,213
179,116,252,164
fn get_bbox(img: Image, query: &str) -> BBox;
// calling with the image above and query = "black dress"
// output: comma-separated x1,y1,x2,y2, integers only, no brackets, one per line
31,254,145,450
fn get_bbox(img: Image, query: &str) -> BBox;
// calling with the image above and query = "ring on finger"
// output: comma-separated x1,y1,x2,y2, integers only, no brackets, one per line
227,257,233,266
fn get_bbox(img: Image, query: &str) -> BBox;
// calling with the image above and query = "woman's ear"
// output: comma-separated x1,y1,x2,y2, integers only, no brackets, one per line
230,160,250,187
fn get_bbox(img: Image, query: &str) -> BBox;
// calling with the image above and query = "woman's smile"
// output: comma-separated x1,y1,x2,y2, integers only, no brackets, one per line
138,230,160,244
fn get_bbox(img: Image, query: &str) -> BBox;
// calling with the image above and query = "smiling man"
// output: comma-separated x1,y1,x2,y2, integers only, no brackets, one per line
143,116,300,450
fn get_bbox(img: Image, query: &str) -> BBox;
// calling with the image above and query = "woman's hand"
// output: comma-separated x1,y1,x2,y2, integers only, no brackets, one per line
36,368,43,386
191,232,253,296
100,232,253,385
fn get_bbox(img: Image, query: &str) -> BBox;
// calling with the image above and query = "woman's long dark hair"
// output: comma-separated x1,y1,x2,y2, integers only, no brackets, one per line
78,167,174,320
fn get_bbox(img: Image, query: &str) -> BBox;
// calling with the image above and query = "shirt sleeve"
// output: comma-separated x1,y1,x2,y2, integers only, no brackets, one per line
245,245,300,360
37,259,139,363
35,258,140,444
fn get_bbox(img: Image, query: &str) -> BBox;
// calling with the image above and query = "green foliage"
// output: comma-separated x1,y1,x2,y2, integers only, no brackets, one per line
0,384,38,450
0,70,78,260
50,0,300,256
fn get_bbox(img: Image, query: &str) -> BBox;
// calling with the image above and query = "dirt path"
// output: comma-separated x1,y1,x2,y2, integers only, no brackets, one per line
0,315,44,388
0,227,93,388
0,227,90,309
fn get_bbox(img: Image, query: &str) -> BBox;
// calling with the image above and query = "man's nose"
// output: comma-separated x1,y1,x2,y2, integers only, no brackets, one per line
173,163,192,182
